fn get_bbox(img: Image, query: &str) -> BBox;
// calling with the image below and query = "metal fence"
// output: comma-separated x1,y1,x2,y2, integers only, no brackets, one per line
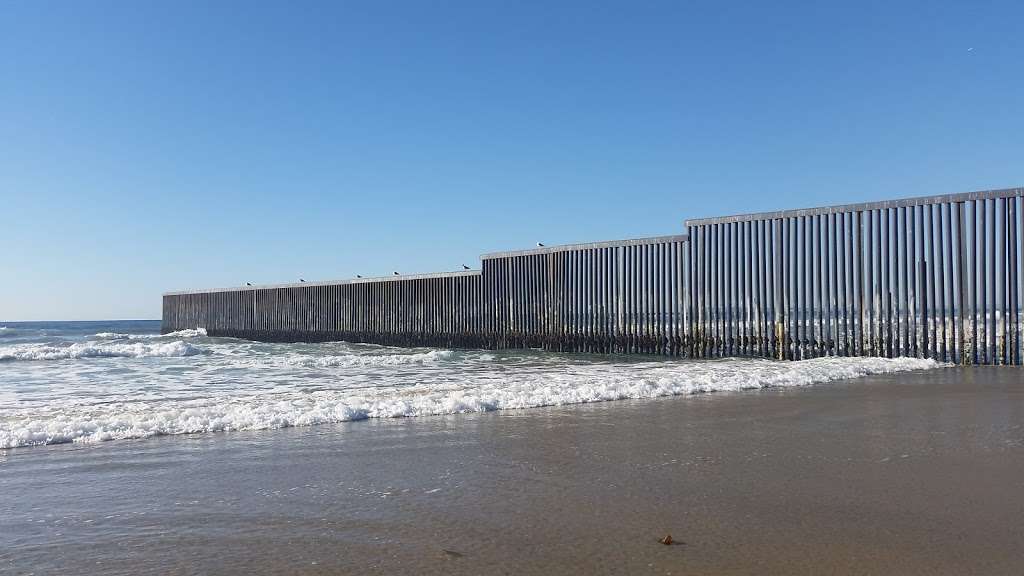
164,187,1022,365
482,235,690,354
686,187,1023,364
164,271,485,348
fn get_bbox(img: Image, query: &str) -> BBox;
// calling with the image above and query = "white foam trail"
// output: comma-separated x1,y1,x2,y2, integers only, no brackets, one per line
161,327,208,338
0,356,940,448
275,349,454,368
93,328,207,340
0,340,203,362
93,332,131,339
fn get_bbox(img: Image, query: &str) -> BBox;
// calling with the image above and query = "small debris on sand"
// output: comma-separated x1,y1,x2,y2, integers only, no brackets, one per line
659,534,674,545
442,549,464,558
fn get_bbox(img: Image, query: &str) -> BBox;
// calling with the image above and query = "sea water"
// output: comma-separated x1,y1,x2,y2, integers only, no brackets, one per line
0,320,940,450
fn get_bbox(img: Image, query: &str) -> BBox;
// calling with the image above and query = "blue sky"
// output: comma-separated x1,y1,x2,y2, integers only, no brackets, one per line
1,1,1021,321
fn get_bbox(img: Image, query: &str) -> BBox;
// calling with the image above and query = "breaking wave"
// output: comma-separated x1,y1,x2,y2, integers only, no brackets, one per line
0,356,940,449
274,349,455,368
0,340,203,362
92,328,207,340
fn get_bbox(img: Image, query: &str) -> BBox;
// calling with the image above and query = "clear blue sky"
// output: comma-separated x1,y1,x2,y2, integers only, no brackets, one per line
1,1,1021,321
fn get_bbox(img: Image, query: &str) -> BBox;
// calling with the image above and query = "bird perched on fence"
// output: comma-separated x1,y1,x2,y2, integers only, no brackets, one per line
537,242,545,247
462,264,470,270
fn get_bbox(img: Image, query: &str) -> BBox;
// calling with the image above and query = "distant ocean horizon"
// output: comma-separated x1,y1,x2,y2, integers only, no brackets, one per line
0,319,159,326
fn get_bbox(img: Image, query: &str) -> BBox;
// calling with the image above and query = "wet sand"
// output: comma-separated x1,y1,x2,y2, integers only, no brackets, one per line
2,366,1023,575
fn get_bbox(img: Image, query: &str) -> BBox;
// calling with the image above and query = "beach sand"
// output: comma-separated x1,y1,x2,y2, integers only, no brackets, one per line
2,366,1023,575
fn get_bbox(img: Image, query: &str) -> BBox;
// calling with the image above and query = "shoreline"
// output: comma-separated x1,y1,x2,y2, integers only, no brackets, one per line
3,366,1023,574
1,354,940,450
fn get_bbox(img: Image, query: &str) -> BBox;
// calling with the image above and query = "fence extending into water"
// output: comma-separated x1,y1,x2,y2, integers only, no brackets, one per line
164,187,1023,365
163,271,486,348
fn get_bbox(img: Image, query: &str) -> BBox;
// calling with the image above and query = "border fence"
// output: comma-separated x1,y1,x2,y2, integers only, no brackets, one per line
685,188,1022,365
164,187,1022,365
163,271,485,348
481,235,689,354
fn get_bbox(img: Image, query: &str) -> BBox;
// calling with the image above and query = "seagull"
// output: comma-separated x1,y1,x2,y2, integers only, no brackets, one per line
967,47,974,52
537,242,545,247
462,264,470,270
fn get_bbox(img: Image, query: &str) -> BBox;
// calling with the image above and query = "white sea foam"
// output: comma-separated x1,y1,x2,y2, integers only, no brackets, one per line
275,349,455,368
0,356,940,449
93,328,207,340
158,327,208,338
0,340,203,362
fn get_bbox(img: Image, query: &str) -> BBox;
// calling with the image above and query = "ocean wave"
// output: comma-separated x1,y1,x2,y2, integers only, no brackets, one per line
92,332,135,340
93,328,207,340
276,349,455,368
0,356,940,448
0,340,203,362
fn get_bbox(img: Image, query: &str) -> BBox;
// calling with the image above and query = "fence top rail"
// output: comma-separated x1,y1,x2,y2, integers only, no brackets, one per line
481,234,690,260
163,270,482,296
684,186,1024,226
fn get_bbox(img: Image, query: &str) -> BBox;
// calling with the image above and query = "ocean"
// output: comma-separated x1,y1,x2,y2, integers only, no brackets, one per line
8,322,1022,575
0,320,940,451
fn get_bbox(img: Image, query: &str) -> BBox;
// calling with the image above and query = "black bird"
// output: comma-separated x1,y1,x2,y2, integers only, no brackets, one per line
246,282,252,286
536,242,545,247
299,278,305,282
462,264,470,270
393,271,400,276
356,275,362,278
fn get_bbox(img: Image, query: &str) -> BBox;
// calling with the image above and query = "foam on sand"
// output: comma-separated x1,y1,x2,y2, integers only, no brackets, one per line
0,356,940,448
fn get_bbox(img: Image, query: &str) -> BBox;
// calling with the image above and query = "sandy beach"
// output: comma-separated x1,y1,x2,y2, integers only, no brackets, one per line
2,366,1023,575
